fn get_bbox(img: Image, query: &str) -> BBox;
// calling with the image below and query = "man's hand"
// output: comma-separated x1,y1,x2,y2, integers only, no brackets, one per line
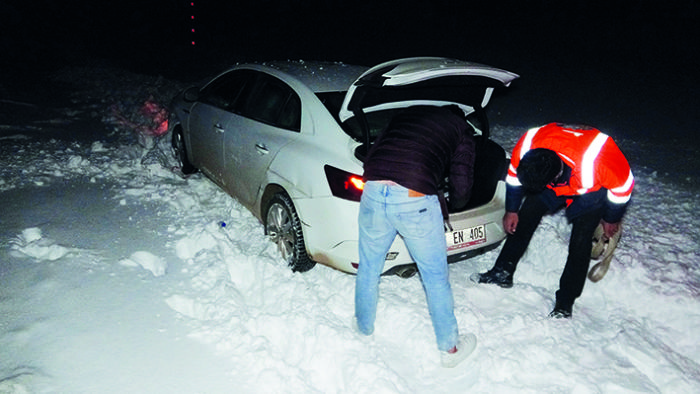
601,220,621,240
503,212,519,234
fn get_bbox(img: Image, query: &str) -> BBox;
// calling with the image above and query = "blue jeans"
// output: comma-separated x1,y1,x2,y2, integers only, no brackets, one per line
355,181,458,352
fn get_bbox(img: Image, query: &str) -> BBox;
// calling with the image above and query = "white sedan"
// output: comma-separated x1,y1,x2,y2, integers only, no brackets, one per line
169,57,519,275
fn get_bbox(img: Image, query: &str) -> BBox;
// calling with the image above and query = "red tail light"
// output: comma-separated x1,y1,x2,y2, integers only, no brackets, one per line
324,165,364,202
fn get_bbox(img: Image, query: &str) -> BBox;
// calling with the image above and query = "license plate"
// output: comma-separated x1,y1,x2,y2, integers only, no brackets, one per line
446,224,486,251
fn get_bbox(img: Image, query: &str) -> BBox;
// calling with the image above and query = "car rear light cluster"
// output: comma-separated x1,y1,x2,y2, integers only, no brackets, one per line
324,165,364,202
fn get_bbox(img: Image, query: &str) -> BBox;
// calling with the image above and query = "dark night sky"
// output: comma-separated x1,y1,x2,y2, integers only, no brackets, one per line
1,1,698,172
2,0,697,80
2,0,699,143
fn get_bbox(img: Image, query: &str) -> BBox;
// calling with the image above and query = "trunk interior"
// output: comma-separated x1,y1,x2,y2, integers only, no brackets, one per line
450,136,507,212
355,135,507,213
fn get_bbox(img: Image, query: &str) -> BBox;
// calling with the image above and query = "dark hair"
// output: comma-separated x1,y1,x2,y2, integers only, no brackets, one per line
517,148,562,192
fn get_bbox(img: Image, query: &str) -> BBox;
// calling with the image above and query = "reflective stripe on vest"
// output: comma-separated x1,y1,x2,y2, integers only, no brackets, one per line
608,171,634,203
519,126,541,159
579,132,609,193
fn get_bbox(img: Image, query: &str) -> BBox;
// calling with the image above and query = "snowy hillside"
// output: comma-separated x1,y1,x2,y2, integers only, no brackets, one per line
1,63,699,393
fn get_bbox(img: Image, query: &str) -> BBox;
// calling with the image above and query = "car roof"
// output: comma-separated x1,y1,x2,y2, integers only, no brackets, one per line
231,60,369,93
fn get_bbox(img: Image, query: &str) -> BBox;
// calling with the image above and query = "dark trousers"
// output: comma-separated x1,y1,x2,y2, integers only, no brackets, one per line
495,191,604,305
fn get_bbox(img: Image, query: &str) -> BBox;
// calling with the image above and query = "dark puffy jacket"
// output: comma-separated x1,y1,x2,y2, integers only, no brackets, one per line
363,105,476,211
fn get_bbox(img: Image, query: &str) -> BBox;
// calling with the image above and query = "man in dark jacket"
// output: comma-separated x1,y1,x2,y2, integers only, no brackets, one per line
354,105,477,368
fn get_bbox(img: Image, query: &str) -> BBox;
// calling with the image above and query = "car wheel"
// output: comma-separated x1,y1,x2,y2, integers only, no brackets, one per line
172,127,196,175
265,193,316,273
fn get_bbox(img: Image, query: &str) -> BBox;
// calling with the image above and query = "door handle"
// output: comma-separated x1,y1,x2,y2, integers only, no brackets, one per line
214,123,224,133
255,143,269,154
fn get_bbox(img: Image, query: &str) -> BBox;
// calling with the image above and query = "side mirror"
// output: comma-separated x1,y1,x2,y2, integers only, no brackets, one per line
183,86,200,102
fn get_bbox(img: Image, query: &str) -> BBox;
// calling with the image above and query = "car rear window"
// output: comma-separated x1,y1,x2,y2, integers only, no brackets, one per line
316,91,400,143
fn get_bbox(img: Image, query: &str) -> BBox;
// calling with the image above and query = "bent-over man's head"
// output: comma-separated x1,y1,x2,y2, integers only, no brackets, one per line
518,148,563,193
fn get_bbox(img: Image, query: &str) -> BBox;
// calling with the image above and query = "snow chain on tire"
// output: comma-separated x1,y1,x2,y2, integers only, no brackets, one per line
265,193,316,273
588,222,622,282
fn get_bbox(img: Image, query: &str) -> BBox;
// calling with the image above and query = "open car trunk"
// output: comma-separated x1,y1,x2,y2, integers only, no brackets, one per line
350,124,508,213
337,57,517,213
456,135,508,211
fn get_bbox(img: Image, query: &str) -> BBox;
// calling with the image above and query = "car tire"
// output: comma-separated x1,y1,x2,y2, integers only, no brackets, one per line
264,193,316,273
172,127,197,175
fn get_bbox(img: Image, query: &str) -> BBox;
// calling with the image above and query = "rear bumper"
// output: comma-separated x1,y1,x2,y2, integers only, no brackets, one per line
293,181,506,274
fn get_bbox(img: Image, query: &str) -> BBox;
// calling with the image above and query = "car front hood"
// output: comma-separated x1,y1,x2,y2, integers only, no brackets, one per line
338,57,519,123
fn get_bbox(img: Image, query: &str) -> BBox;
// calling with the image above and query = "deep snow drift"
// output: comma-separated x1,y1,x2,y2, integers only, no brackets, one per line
1,61,699,393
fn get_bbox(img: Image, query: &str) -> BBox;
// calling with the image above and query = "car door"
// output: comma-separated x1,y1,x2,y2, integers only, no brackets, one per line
187,70,252,182
222,72,300,207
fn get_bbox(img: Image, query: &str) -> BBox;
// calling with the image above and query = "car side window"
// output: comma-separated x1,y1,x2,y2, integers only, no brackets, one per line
277,94,301,131
199,70,252,111
239,74,301,132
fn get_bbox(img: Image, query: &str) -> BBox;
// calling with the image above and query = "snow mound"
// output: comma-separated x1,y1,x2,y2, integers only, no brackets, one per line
9,227,74,261
119,250,168,276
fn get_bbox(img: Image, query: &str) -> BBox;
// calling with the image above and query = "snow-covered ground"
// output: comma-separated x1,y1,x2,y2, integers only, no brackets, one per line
1,59,699,394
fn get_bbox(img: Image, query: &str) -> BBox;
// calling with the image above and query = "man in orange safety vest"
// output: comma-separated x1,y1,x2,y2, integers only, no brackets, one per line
472,123,634,318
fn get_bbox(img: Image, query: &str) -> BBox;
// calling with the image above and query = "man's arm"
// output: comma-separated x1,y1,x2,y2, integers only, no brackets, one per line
503,183,524,234
447,135,476,210
597,138,634,229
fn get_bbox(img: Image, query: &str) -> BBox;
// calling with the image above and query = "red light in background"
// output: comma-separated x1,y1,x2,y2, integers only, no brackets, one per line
188,1,196,46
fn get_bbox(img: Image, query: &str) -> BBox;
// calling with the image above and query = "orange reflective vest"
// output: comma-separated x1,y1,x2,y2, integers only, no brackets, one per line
506,123,634,205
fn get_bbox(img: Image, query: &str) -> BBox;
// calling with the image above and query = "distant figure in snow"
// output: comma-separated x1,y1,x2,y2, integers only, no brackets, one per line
472,123,634,318
354,105,477,368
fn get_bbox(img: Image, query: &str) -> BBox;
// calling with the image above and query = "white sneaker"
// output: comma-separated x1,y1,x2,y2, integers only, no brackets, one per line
440,333,477,368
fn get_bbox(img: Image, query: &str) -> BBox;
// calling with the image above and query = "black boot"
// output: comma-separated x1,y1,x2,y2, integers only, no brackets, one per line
471,262,514,288
548,299,573,319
